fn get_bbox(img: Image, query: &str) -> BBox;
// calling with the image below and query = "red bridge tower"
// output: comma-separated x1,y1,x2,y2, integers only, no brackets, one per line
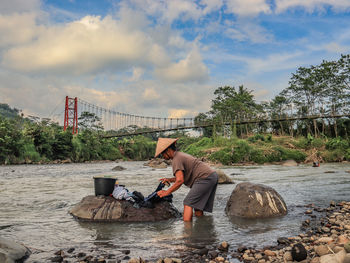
63,96,78,134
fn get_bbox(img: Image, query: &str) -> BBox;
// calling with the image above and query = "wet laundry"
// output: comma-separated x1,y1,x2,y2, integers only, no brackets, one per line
111,182,173,208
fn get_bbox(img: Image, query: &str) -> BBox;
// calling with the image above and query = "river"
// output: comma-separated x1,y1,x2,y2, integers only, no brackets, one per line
0,161,349,262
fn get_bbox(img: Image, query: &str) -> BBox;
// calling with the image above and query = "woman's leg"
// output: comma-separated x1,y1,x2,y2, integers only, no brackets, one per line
183,205,193,221
194,209,203,217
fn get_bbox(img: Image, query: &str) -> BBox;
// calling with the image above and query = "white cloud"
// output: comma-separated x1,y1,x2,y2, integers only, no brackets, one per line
225,19,273,43
201,0,224,14
275,0,350,13
323,42,349,53
143,87,160,100
168,109,191,118
0,13,40,47
155,46,209,83
2,15,170,74
225,0,271,16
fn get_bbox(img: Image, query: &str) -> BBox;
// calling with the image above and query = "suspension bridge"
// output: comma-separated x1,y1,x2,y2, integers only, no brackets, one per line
59,96,350,138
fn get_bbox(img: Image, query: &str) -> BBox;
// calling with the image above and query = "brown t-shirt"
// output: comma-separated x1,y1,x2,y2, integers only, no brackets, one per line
172,151,215,188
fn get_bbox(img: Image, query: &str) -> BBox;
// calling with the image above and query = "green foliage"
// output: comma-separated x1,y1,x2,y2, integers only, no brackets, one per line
231,140,252,163
183,137,214,157
116,136,155,160
0,103,20,119
322,149,345,162
311,138,325,148
248,134,265,142
326,138,349,150
209,148,232,165
273,146,307,162
21,143,41,162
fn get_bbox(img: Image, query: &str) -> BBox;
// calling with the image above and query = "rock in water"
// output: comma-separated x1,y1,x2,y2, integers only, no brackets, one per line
0,237,31,263
70,195,181,222
225,182,287,218
112,165,126,171
216,169,234,184
291,243,307,262
144,158,170,169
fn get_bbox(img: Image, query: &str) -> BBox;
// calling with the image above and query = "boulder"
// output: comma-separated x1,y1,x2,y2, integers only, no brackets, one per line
320,249,346,263
112,165,126,171
0,237,31,263
216,169,234,184
225,182,287,218
281,160,298,166
70,195,181,222
144,158,170,169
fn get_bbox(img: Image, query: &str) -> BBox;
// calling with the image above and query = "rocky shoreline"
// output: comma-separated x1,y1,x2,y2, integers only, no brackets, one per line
43,200,350,263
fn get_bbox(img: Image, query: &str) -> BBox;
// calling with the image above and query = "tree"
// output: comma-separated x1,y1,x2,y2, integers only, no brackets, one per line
78,111,103,131
210,85,261,136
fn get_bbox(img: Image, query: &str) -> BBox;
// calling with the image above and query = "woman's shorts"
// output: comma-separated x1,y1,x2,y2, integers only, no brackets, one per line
183,172,218,212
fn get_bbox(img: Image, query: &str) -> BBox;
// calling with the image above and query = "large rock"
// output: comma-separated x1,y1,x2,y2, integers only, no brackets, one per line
0,237,31,263
144,158,170,169
70,195,181,222
216,170,234,184
225,182,288,218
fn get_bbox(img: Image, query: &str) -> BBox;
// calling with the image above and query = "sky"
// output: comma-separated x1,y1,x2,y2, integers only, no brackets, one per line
1,0,350,122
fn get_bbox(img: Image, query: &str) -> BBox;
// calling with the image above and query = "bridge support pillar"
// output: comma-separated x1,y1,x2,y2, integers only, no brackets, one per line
64,96,78,134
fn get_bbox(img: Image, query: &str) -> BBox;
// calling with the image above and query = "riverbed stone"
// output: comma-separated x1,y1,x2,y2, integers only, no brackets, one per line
112,165,126,171
144,158,170,168
70,195,181,222
216,169,234,184
225,182,288,218
315,245,330,256
0,237,31,263
320,249,346,263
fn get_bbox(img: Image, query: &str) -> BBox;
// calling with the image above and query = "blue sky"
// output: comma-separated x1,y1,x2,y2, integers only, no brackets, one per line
1,0,350,122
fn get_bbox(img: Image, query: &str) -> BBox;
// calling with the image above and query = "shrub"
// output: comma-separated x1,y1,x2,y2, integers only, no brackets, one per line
183,137,214,157
293,137,309,149
209,148,232,165
250,148,268,164
232,140,252,163
311,138,325,148
322,149,345,162
326,138,349,150
273,146,307,162
248,134,265,142
21,143,41,162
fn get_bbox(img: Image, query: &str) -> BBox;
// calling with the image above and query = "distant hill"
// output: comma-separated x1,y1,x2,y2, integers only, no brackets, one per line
0,103,20,119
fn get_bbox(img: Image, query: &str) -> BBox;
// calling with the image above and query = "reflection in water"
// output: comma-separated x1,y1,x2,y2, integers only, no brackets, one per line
183,216,217,247
228,215,282,234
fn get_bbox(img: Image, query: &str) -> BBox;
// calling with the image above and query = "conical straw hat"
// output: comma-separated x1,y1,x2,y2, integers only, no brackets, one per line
154,138,178,157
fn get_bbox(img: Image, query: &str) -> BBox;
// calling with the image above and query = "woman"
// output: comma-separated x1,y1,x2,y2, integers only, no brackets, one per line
155,138,218,221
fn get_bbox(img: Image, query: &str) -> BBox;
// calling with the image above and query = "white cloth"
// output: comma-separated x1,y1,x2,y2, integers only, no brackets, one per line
112,185,134,201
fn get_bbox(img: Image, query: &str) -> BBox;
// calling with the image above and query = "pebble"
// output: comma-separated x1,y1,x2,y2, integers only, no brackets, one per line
263,249,276,256
215,256,225,262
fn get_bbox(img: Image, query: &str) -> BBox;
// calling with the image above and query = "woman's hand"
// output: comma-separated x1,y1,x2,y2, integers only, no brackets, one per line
159,178,174,185
157,190,169,198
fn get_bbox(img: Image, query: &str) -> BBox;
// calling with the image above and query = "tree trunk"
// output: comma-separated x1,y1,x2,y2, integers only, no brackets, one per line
313,119,317,137
334,118,338,137
279,121,284,135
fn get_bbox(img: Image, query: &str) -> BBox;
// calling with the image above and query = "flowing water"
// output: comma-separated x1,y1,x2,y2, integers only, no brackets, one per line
1,161,350,262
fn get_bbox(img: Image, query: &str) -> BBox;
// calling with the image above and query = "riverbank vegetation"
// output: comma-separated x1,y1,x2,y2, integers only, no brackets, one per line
1,54,350,165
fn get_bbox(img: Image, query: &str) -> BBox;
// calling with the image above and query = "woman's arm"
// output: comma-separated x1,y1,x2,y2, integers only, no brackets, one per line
157,170,184,197
159,177,176,184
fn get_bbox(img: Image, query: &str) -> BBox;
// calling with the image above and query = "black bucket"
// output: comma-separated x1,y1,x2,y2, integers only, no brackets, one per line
93,176,117,196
